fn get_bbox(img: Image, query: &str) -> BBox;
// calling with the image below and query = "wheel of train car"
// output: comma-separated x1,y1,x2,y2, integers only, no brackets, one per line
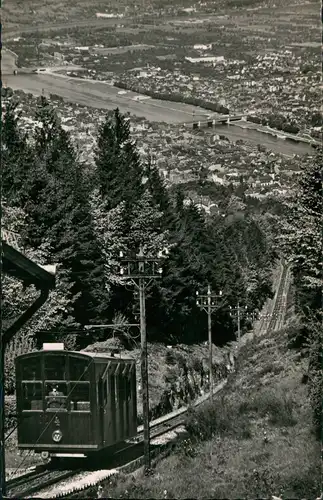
41,451,51,464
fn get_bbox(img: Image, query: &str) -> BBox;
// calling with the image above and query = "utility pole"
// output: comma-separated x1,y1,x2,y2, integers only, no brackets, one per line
196,285,224,401
245,310,259,338
229,301,248,342
119,245,167,474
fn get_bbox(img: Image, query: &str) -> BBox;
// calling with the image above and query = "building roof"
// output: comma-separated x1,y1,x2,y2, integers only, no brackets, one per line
16,350,135,364
79,351,135,362
2,240,56,289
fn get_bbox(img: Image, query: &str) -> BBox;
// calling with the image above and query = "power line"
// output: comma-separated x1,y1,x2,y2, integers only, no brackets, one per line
229,302,248,343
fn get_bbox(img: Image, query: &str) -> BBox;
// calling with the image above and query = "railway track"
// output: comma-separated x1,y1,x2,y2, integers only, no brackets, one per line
254,261,290,337
6,468,80,498
6,265,289,498
266,263,289,333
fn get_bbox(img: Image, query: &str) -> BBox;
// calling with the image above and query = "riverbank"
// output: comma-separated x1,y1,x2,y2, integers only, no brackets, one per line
239,120,320,149
206,123,313,157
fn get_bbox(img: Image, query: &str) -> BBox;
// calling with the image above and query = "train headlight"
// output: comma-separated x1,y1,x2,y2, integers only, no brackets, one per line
52,429,63,443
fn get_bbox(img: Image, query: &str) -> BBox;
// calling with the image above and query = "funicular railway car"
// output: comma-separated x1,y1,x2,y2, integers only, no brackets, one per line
15,345,137,458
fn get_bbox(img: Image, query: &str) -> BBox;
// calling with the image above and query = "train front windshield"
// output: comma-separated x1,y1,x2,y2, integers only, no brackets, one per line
45,354,68,411
19,353,91,413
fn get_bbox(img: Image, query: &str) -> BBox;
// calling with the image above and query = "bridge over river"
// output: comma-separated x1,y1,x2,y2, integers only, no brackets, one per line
184,114,246,127
185,117,317,157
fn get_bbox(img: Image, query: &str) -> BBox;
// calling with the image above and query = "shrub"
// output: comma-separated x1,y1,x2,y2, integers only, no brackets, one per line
240,389,297,427
302,312,323,438
247,115,262,124
191,357,203,374
185,396,252,441
257,362,284,378
176,437,197,459
281,465,322,498
285,321,307,349
5,395,17,432
165,350,176,366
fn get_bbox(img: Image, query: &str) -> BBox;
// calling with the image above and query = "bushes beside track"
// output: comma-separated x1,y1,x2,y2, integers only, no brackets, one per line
5,396,17,432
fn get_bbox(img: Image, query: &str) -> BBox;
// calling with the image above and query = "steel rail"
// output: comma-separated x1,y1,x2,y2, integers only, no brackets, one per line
266,264,289,333
6,469,80,498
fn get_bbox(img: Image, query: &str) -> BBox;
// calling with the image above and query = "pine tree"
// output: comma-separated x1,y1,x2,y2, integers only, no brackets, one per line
95,108,144,208
144,157,170,215
1,202,79,355
2,99,33,206
125,190,168,254
278,150,323,438
151,197,221,343
23,101,110,330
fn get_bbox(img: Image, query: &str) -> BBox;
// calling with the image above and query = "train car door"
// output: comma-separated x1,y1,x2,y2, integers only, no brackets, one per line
114,363,122,443
99,362,112,448
122,364,130,438
100,361,119,448
99,375,108,446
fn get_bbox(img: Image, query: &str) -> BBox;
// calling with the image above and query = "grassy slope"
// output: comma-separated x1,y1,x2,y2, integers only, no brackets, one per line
104,325,321,499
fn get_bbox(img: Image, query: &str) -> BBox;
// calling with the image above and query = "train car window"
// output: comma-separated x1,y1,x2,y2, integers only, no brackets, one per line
22,357,42,380
70,357,90,381
45,382,68,411
69,382,90,412
45,355,67,380
22,382,43,411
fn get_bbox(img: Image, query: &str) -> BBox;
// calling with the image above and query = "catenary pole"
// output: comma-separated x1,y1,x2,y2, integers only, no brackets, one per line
229,301,247,342
207,285,213,401
139,276,150,470
119,245,167,474
237,301,241,342
196,285,224,402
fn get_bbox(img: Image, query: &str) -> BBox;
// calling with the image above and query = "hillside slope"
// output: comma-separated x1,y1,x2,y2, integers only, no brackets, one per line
83,340,235,421
104,323,321,498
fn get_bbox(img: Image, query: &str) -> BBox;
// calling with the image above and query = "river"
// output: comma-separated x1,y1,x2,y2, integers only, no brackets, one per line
5,71,315,157
207,123,314,157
